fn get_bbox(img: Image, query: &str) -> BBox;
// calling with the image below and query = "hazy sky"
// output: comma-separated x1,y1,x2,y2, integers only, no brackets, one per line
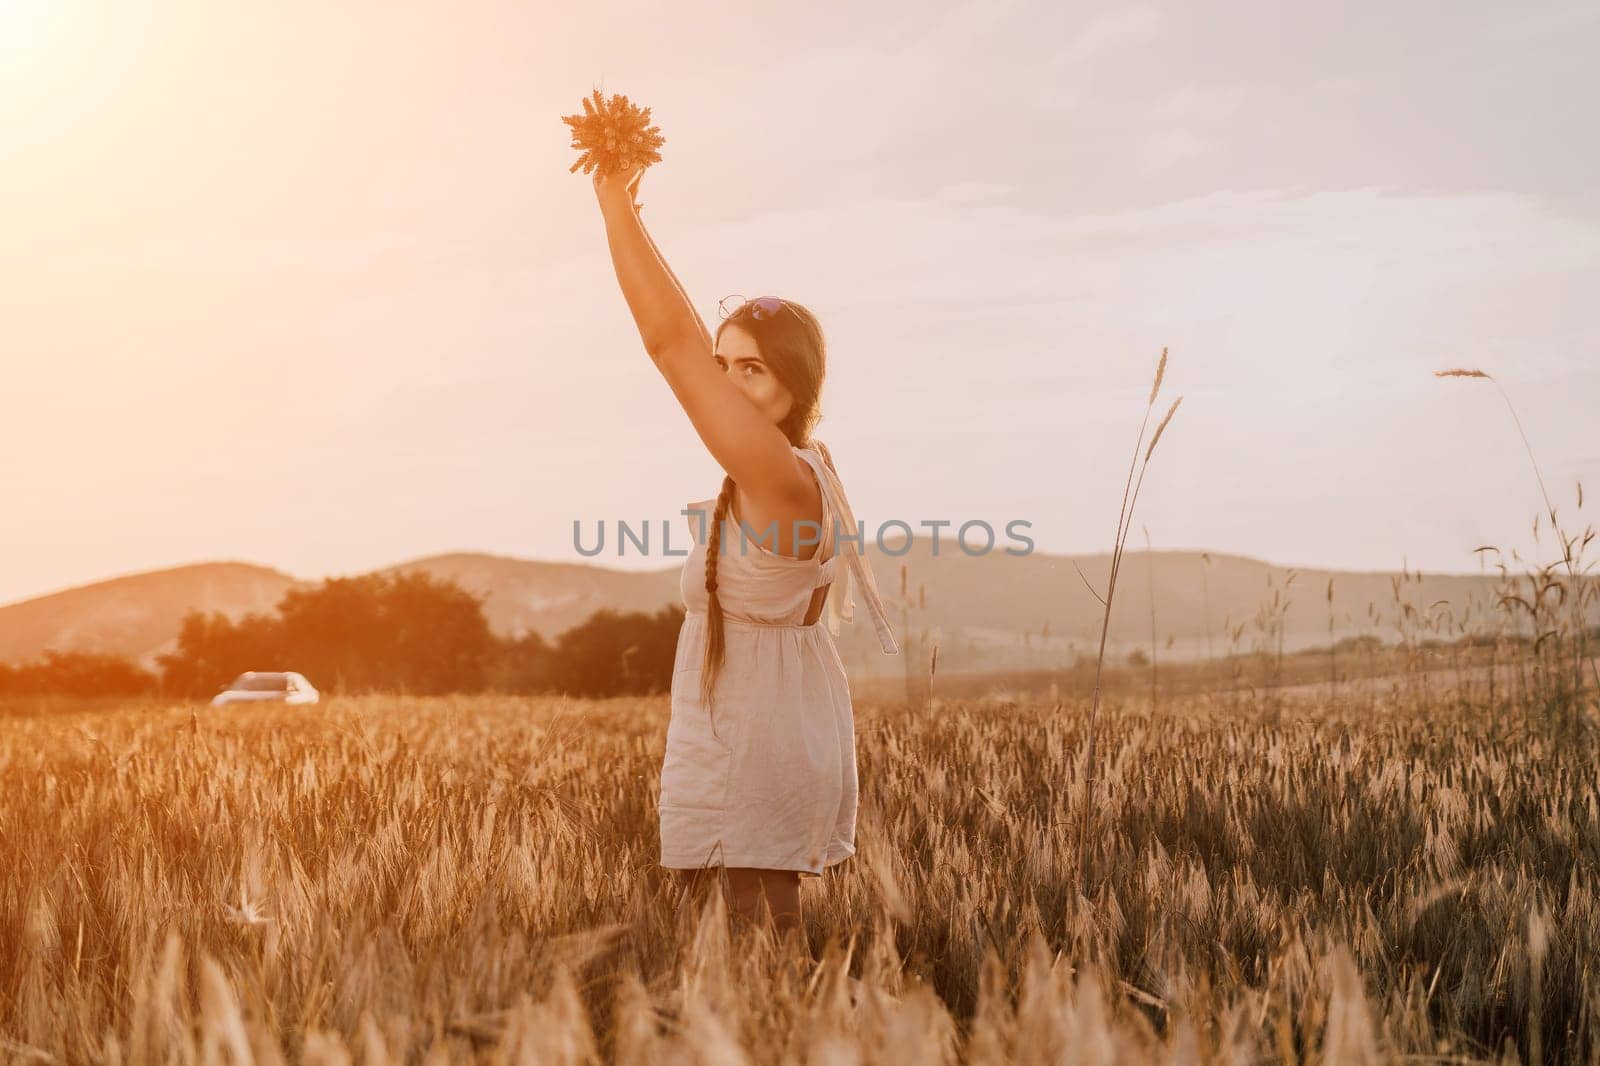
3,1,1597,606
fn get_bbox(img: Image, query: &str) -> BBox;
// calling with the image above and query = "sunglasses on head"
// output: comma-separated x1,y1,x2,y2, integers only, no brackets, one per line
718,294,802,323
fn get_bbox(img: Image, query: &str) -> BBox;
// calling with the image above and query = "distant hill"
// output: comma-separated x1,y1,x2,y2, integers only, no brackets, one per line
0,562,301,672
0,555,682,674
0,541,1580,681
823,539,1566,679
377,552,681,640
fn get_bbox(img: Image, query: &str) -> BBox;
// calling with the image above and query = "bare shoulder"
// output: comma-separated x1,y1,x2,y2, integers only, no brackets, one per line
734,450,826,560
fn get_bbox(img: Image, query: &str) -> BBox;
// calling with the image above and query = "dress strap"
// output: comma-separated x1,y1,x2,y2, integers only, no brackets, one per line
794,443,899,654
812,555,840,588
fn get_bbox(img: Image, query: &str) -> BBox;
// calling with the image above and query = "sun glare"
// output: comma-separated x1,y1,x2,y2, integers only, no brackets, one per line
0,0,69,85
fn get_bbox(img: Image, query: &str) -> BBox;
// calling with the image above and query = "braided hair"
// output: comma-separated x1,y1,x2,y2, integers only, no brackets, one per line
699,298,830,714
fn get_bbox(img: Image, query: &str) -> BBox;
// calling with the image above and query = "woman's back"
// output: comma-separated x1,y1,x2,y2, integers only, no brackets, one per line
678,446,838,627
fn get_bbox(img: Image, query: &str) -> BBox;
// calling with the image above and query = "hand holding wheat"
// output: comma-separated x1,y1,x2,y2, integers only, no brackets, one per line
592,165,645,213
563,88,663,214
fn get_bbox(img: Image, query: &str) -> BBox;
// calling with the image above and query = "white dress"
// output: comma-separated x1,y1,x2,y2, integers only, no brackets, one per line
658,442,899,875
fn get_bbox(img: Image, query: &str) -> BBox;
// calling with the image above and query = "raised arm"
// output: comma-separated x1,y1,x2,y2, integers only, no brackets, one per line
636,197,714,353
593,169,811,507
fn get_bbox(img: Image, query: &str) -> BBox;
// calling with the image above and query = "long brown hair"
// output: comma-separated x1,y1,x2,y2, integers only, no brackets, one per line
699,297,834,712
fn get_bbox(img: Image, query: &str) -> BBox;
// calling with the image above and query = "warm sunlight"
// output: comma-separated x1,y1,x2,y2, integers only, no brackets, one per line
0,0,69,81
2,4,1598,1061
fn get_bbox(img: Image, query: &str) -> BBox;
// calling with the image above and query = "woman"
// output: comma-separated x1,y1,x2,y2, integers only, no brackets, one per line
591,165,899,942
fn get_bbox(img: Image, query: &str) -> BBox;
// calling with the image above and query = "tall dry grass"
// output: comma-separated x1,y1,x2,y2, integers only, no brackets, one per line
1437,366,1599,734
1071,347,1182,886
3,360,1598,1062
3,664,1597,1061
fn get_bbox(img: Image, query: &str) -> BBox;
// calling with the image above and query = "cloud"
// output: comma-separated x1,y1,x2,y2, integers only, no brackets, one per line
935,181,1017,203
1400,5,1600,70
1146,84,1246,125
663,182,1600,403
1059,6,1164,66
1484,5,1599,46
1312,74,1363,95
1131,127,1212,175
1126,83,1246,177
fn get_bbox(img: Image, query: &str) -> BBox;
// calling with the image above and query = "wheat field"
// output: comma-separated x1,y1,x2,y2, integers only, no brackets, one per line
1,670,1596,1065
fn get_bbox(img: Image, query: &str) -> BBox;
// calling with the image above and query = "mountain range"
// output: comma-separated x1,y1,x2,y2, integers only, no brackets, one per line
0,540,1569,682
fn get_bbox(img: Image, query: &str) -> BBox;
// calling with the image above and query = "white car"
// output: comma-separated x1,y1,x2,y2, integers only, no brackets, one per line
211,671,320,708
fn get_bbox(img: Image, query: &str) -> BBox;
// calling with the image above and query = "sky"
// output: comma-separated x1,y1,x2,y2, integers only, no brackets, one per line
2,0,1597,606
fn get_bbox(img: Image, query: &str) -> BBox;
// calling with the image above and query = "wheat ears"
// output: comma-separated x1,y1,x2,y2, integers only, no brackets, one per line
1436,366,1599,709
1074,348,1182,883
561,88,665,177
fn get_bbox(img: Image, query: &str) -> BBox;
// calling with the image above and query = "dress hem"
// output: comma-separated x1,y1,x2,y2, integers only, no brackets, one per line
659,840,856,875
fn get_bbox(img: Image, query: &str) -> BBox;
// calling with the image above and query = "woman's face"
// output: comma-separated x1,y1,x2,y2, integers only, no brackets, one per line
713,324,794,425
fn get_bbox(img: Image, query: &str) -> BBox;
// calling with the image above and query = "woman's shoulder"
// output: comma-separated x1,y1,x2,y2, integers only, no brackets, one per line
790,438,832,466
789,441,833,488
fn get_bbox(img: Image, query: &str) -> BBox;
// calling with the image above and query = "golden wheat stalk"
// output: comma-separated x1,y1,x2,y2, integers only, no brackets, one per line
1435,366,1599,715
1075,349,1183,883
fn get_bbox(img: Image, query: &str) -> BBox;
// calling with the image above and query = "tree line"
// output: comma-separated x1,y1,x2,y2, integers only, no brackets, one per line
0,572,685,701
